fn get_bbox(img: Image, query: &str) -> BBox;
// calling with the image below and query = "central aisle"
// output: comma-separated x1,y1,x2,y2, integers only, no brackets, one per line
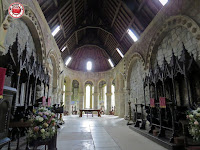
57,115,167,150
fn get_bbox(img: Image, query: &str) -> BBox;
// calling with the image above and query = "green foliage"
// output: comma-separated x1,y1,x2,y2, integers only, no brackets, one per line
187,108,200,141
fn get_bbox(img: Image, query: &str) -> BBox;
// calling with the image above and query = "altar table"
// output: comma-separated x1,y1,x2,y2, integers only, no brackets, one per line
79,109,101,117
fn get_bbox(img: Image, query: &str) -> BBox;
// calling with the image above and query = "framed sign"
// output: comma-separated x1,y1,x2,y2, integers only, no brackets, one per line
159,97,166,108
42,96,46,106
150,98,155,108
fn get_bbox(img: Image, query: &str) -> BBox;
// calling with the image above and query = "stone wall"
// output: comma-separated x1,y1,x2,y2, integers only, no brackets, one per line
130,58,146,111
152,26,200,67
4,19,36,57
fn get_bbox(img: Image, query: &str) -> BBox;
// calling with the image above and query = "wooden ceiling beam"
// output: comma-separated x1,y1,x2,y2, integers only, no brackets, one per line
120,18,134,41
75,31,78,45
72,0,77,25
84,0,87,17
111,1,122,27
58,13,66,38
137,0,148,13
72,0,78,44
46,0,71,24
60,25,124,54
104,33,109,46
52,0,58,7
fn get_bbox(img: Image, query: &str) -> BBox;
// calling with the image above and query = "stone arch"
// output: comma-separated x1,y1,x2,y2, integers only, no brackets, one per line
1,5,46,64
84,79,94,85
145,15,200,69
97,79,106,85
126,52,145,90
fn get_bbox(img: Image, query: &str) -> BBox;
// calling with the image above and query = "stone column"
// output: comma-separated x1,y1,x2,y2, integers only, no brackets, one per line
114,92,120,116
106,92,112,115
93,92,99,109
78,81,84,111
78,92,84,110
124,89,130,119
106,79,112,114
119,92,125,118
65,91,73,115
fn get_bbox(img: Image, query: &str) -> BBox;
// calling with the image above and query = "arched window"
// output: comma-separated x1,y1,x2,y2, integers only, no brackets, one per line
63,85,65,102
111,85,115,107
86,85,91,108
87,61,92,71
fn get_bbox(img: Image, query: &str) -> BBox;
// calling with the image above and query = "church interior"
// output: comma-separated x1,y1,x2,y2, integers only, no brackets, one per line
1,0,200,150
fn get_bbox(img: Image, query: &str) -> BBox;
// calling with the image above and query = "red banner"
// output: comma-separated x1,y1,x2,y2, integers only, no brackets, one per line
42,96,46,106
159,97,166,108
48,97,51,106
0,67,7,99
150,98,155,107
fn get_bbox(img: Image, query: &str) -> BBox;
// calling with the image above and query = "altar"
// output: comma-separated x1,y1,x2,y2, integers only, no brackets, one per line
79,109,101,117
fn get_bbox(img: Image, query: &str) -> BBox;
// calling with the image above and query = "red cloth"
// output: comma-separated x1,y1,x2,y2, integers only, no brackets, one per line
42,96,46,106
150,98,155,107
159,97,166,108
0,67,7,98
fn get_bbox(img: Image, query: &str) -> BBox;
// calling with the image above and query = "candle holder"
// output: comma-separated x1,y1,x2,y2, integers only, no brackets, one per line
127,101,134,125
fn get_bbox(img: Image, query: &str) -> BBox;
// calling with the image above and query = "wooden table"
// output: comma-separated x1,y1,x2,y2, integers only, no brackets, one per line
79,109,101,117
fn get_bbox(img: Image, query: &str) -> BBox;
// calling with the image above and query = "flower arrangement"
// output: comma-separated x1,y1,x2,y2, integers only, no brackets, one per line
187,107,200,141
27,107,57,141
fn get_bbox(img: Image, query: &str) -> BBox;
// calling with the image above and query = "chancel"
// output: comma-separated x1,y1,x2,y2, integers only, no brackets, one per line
0,0,200,150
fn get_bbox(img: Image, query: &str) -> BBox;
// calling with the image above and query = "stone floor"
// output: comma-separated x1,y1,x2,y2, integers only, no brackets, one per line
57,115,167,150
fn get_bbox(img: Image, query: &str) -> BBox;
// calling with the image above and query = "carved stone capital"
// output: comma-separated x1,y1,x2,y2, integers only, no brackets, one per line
106,92,112,96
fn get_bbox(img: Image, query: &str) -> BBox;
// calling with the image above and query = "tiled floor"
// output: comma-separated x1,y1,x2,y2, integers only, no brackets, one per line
57,115,167,150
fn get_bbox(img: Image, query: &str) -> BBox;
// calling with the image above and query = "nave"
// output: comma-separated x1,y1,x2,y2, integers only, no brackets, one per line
57,115,166,150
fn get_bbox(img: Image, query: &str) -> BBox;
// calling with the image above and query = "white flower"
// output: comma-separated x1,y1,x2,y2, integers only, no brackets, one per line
189,115,194,118
40,129,45,133
193,110,198,115
197,107,200,112
36,116,40,120
39,117,44,122
196,113,200,117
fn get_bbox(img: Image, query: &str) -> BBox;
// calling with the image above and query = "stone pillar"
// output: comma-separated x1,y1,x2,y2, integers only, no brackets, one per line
114,92,120,116
106,79,112,114
78,81,84,111
93,92,99,109
106,92,112,115
124,89,130,119
78,92,84,110
65,91,73,115
119,92,125,118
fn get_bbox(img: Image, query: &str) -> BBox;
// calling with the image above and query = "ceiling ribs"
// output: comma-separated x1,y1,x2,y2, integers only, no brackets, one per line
137,0,148,12
72,0,78,45
47,0,71,24
104,34,109,46
58,13,66,38
60,25,124,54
120,18,134,41
52,0,58,7
111,1,122,27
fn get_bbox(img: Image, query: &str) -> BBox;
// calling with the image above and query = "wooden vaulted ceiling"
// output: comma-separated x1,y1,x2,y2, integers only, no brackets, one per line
37,0,163,72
